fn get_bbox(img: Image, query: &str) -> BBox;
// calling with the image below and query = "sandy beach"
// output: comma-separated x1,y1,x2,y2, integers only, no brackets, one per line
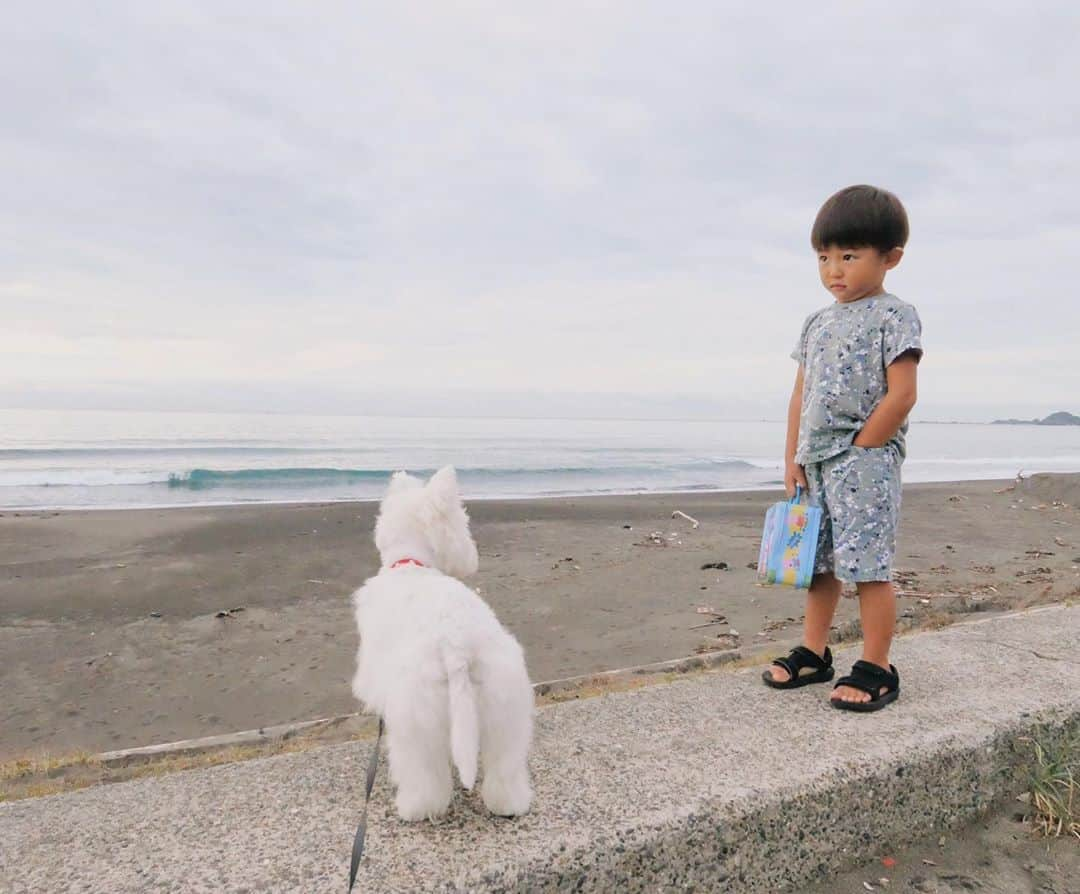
805,807,1080,894
1,473,1077,759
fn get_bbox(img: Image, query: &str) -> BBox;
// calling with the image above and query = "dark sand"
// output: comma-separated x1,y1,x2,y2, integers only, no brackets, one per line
1,474,1077,758
802,807,1079,894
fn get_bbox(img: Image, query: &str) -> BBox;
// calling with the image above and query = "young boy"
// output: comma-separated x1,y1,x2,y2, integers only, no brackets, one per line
762,184,922,712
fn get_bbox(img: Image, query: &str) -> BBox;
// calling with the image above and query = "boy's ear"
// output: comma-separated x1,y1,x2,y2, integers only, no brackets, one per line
427,465,460,504
884,246,904,269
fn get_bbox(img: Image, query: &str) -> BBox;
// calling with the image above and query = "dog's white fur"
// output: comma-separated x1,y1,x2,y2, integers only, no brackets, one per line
350,466,534,821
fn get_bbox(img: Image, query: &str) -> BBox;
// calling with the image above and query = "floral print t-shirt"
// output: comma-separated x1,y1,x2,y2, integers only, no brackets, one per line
791,293,923,465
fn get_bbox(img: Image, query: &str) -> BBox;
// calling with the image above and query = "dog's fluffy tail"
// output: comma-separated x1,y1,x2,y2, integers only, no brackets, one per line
443,647,479,790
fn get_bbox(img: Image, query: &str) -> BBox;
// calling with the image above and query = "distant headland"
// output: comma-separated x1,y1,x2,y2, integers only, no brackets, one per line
991,411,1080,426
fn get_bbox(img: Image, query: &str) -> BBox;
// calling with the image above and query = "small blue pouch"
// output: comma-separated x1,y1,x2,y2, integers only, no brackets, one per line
756,485,822,589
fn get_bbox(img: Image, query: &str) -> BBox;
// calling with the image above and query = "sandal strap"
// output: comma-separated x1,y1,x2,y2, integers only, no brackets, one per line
771,645,831,678
852,660,898,684
770,655,798,678
793,645,832,670
834,660,899,701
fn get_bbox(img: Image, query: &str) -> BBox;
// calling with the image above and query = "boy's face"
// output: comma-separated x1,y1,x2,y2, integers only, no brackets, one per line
816,245,903,303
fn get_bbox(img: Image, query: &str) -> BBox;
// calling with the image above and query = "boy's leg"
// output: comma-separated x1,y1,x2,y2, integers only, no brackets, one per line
823,446,902,704
832,580,896,703
766,460,840,684
803,572,843,657
764,572,841,684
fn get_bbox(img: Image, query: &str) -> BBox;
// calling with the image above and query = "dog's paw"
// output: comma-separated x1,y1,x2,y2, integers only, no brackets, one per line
395,791,450,823
481,774,532,817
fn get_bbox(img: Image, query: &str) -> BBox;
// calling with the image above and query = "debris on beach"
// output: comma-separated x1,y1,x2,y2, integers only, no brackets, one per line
947,494,965,502
671,510,700,528
700,561,728,570
893,569,919,589
1053,536,1069,547
995,469,1030,493
1016,567,1054,583
697,630,740,652
215,606,246,619
760,616,797,634
690,606,727,629
635,531,670,547
901,579,1000,603
690,619,727,630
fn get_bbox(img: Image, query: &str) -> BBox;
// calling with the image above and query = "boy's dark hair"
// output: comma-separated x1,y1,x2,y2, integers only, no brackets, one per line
811,185,909,253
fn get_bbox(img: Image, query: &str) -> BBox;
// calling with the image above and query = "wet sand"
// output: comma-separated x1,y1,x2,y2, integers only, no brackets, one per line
1,474,1077,758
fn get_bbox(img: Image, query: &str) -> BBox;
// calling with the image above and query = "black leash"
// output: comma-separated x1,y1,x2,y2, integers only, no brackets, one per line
348,717,384,892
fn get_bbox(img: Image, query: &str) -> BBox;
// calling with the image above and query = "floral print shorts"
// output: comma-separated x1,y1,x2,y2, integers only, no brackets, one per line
804,445,901,583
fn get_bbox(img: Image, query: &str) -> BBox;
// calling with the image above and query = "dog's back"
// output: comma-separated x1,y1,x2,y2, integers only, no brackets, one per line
351,566,524,715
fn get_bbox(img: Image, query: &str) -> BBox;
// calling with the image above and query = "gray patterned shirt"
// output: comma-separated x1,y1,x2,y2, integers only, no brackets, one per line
792,293,923,465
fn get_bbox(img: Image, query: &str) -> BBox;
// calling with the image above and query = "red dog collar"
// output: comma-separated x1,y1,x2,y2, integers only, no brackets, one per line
390,558,426,570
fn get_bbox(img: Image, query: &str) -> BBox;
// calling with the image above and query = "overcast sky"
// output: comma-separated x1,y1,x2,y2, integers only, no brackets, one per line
2,3,1078,421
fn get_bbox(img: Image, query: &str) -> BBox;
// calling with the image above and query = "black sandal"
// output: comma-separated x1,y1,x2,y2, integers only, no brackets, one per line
831,660,900,712
762,645,834,689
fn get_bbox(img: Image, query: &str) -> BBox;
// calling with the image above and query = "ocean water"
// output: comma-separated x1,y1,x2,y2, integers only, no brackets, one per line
1,409,1079,510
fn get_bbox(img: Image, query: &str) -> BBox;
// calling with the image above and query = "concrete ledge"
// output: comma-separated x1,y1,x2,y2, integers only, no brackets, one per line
1,604,1077,893
96,716,365,766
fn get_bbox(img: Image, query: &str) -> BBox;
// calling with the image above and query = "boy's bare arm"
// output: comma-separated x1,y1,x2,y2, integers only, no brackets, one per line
784,367,807,496
853,354,919,447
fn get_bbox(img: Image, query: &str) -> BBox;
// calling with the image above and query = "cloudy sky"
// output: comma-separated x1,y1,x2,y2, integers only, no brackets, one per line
3,3,1077,421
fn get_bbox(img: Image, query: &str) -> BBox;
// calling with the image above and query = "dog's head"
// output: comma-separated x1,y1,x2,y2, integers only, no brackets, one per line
373,465,479,577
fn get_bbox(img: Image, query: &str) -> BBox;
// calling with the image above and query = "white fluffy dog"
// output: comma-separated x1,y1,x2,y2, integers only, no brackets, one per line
350,466,534,822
